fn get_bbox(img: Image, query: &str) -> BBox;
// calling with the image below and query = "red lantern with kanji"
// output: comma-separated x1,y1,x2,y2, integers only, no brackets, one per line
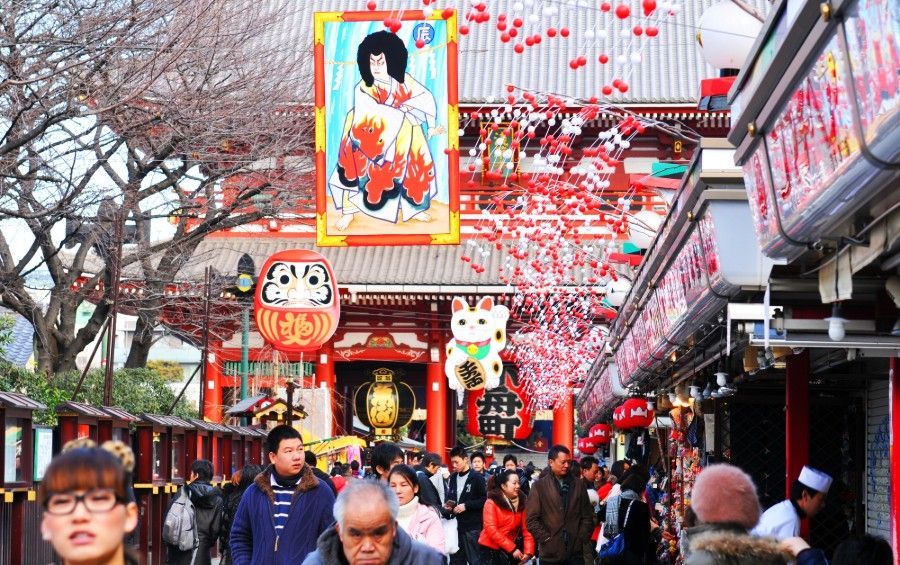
588,423,613,445
613,398,654,429
577,437,598,455
254,249,340,353
466,366,533,440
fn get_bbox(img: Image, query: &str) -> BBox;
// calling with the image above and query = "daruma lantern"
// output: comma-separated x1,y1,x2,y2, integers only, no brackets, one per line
613,397,655,429
577,437,598,455
254,250,340,353
588,423,613,445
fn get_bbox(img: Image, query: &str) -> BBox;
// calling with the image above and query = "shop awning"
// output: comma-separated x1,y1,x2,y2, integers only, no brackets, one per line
307,435,367,457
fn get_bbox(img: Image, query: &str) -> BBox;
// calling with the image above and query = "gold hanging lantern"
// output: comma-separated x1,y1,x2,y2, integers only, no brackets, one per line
354,368,415,440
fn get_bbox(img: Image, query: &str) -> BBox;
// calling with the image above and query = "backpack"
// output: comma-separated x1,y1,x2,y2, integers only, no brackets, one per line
162,487,198,551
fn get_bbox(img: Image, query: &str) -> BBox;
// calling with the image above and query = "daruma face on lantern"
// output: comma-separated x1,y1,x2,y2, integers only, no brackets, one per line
254,250,340,353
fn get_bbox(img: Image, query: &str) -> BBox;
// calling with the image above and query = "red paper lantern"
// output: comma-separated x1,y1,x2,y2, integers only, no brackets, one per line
254,249,340,353
613,398,654,429
577,437,598,455
466,366,534,440
588,423,613,445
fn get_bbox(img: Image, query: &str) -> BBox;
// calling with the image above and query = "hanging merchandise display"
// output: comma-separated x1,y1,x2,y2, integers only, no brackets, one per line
466,365,534,440
445,296,510,394
658,405,704,564
253,249,341,353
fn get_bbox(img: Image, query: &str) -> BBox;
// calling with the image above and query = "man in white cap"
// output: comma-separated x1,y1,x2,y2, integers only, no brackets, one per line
752,465,832,539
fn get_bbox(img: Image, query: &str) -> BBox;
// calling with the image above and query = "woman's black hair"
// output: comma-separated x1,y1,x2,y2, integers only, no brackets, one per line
488,468,519,492
388,464,420,491
357,30,408,87
238,464,264,491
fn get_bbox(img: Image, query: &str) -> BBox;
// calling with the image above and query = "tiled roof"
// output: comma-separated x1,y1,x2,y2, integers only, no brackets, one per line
0,391,46,411
265,0,768,105
178,237,506,286
0,309,34,367
102,406,140,422
57,401,109,418
225,393,272,415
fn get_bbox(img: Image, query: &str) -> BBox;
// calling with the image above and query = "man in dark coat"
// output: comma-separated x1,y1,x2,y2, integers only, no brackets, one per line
415,452,443,508
302,480,444,565
230,425,335,564
166,459,222,565
305,450,337,495
444,445,487,564
525,445,594,565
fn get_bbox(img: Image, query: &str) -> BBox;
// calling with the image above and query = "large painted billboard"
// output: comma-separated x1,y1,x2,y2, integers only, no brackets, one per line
314,10,459,246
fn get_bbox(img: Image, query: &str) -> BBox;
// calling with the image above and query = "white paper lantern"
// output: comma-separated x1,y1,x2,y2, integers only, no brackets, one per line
605,278,632,307
697,1,763,70
628,210,664,249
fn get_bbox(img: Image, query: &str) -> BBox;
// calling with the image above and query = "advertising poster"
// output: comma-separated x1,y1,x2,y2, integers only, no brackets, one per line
314,10,459,246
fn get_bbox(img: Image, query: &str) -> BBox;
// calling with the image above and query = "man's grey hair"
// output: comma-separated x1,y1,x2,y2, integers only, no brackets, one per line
333,479,400,528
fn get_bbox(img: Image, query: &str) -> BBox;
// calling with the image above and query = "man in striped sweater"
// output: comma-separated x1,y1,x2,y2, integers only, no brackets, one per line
230,425,336,565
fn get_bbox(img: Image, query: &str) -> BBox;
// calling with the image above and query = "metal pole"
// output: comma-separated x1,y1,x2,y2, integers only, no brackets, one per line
168,364,202,415
199,266,211,419
240,305,249,401
102,212,124,406
286,379,295,428
72,317,110,401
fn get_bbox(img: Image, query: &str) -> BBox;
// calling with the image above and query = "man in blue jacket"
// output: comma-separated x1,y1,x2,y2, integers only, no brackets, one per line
230,425,335,564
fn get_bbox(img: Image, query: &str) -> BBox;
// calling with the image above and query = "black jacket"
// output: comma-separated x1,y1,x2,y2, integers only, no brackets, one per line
166,481,222,565
443,469,487,532
609,495,653,565
311,467,337,495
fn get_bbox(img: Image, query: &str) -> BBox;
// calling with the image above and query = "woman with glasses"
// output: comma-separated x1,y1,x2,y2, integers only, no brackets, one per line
40,446,139,565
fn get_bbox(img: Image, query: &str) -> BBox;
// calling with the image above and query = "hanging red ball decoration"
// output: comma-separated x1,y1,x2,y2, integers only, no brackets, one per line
615,4,631,19
642,0,657,16
613,398,655,429
560,27,570,37
646,26,659,37
589,423,613,445
577,437,598,455
367,1,376,10
601,2,612,11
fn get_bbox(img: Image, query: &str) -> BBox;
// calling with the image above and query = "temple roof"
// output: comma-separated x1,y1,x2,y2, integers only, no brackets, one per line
265,0,768,105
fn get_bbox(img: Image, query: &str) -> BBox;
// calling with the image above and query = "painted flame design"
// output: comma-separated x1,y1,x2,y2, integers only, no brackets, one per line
402,148,434,205
351,115,386,160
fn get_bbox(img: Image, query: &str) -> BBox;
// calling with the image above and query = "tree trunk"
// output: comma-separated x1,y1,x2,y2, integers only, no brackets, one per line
125,310,157,368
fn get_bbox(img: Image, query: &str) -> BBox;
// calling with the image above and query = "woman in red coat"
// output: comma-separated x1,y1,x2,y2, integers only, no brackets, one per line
478,469,536,564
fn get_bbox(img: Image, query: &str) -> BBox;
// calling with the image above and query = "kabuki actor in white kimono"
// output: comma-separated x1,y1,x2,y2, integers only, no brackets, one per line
330,30,445,231
752,466,832,540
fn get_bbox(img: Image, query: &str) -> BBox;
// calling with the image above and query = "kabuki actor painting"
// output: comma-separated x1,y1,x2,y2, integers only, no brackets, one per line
314,10,460,246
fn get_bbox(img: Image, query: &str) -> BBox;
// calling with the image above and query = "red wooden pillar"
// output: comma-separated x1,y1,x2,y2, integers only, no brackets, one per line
786,349,810,538
205,345,223,422
889,357,899,562
552,389,575,453
426,348,447,463
316,340,337,436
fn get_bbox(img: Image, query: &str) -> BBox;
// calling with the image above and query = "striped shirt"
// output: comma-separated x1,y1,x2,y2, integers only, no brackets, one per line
270,474,294,535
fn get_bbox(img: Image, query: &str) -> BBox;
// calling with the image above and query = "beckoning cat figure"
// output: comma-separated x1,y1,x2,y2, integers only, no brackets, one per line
445,296,509,396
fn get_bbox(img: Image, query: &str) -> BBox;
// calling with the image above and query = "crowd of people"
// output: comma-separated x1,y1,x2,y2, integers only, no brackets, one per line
37,427,893,565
